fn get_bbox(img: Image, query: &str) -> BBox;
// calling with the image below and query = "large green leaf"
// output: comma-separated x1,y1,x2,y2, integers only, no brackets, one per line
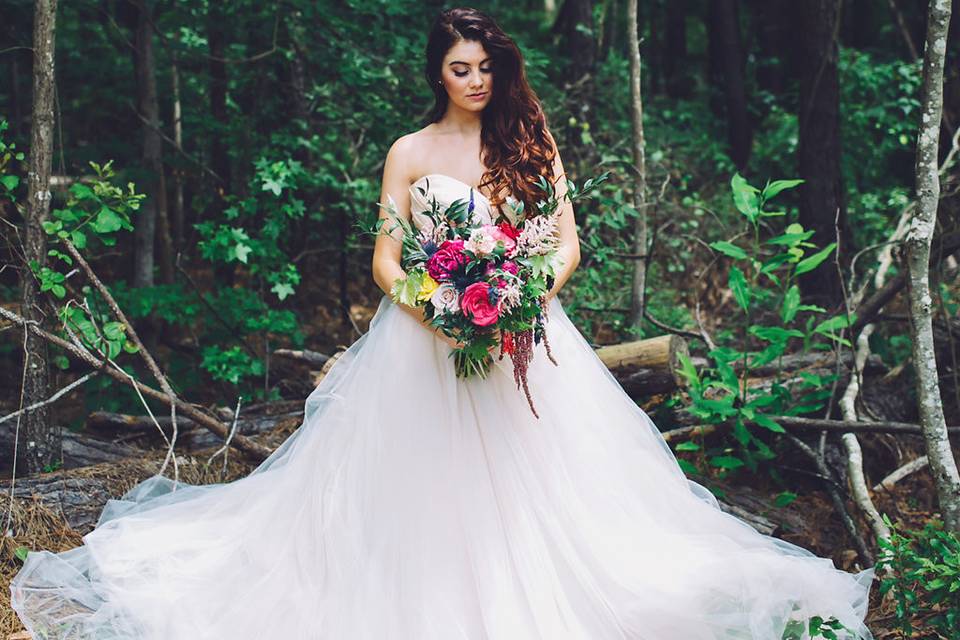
794,242,837,275
781,285,800,323
729,266,751,311
730,173,760,222
709,240,748,260
761,178,804,201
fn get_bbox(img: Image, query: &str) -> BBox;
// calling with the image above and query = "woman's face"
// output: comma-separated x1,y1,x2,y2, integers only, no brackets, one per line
439,40,493,111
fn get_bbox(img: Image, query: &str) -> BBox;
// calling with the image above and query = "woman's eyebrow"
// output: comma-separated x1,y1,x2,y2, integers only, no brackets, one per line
448,58,493,66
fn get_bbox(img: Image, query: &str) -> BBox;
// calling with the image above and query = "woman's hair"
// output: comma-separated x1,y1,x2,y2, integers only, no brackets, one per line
424,7,557,217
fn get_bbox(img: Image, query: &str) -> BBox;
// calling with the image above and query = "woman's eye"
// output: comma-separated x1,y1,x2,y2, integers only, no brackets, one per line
453,68,493,77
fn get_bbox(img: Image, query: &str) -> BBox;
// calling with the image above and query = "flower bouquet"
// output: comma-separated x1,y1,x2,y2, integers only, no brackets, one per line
375,175,576,418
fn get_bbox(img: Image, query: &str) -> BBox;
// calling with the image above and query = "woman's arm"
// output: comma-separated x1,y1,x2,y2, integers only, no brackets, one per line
542,130,581,302
371,135,462,349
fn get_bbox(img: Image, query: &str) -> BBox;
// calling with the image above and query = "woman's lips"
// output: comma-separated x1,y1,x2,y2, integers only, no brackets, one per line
467,92,487,100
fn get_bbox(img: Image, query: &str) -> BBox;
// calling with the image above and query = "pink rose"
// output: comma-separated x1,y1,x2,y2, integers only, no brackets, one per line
426,239,468,282
501,260,518,275
487,225,516,254
460,282,500,327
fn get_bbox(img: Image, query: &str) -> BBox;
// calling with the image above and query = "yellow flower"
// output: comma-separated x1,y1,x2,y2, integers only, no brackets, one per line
417,273,440,302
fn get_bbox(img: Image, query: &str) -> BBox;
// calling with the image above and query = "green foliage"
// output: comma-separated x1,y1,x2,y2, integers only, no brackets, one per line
877,514,960,637
0,119,25,196
676,174,853,477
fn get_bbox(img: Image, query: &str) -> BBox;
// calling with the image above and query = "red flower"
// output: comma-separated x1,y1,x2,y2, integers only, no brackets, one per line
501,330,515,355
460,282,500,327
497,221,520,241
426,239,469,282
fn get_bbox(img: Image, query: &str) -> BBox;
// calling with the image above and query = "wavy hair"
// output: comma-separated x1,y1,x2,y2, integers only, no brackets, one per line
424,7,557,217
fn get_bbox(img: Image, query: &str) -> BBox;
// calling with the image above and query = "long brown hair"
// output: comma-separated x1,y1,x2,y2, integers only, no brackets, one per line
424,7,557,217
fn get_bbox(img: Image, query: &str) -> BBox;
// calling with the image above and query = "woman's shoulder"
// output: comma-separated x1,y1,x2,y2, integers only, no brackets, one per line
386,125,437,181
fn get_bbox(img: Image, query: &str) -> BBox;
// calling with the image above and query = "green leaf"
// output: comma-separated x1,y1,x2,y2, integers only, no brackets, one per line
761,179,804,201
774,491,798,507
729,266,751,311
102,321,126,341
233,243,252,264
730,173,760,222
814,314,854,335
14,546,29,562
1,174,20,191
91,205,123,233
390,271,424,307
709,240,748,260
71,229,87,249
675,441,700,452
677,459,699,475
753,413,786,433
794,242,837,275
676,351,700,387
782,285,800,323
749,325,804,343
732,417,751,446
271,282,295,300
710,455,745,470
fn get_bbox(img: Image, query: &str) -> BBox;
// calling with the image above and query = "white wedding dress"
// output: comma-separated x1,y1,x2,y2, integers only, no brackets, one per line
10,173,875,640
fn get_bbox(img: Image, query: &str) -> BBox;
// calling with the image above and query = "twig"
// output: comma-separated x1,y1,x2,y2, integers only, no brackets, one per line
205,396,242,479
0,371,96,426
0,305,271,460
873,455,929,492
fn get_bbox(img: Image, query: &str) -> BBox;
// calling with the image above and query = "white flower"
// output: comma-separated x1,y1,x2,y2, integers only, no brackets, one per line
464,227,497,256
515,214,560,256
430,283,460,314
497,282,523,312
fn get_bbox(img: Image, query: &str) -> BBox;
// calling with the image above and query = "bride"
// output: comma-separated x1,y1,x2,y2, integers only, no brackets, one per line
11,7,875,640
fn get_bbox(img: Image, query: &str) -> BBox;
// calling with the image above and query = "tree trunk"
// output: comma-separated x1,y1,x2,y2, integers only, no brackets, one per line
206,2,234,284
599,0,621,62
663,0,689,98
626,0,648,330
797,0,849,310
132,0,172,286
171,48,185,248
709,0,752,168
750,0,787,97
19,0,59,475
552,0,596,158
907,0,960,532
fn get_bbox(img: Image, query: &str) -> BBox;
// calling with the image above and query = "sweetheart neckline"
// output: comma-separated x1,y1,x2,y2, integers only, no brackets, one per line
411,173,491,203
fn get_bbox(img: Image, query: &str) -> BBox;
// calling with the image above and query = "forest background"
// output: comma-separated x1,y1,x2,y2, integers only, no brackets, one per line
1,0,960,637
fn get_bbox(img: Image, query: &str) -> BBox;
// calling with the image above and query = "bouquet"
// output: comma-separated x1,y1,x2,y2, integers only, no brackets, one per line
375,175,572,418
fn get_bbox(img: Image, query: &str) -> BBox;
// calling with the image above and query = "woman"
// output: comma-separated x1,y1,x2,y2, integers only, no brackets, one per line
11,7,875,640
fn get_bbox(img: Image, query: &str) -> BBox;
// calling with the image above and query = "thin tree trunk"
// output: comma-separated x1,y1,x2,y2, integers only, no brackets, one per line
663,0,689,98
797,0,849,310
10,52,23,138
711,0,751,168
907,0,960,532
206,3,234,285
552,0,596,155
171,48,184,248
132,0,172,285
626,0,648,330
20,0,59,475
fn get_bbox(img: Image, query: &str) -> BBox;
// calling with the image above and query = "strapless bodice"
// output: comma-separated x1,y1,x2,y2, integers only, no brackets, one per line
408,173,521,232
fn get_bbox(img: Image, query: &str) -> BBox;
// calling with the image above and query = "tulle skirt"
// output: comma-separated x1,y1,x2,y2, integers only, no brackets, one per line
10,295,875,639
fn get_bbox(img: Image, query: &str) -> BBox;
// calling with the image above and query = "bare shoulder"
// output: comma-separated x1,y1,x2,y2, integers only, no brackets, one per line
385,125,435,184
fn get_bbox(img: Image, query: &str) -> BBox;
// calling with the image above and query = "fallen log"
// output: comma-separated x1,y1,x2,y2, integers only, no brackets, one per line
85,410,304,450
665,410,960,437
0,424,147,468
273,348,331,367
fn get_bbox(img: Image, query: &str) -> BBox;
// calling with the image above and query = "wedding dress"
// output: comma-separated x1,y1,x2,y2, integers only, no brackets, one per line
10,173,875,640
